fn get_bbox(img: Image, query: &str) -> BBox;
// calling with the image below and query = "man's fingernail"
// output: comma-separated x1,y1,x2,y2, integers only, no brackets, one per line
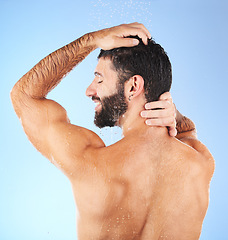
141,112,146,117
133,39,139,45
145,120,151,125
145,103,150,109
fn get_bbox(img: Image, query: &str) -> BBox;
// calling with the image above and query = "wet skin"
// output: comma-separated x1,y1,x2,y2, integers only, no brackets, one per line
75,58,214,239
72,127,213,240
10,23,214,239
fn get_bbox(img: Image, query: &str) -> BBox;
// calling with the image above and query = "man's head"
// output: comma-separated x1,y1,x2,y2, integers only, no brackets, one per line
86,37,172,128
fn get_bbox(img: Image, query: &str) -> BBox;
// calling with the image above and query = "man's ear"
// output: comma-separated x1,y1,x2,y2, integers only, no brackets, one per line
125,75,144,102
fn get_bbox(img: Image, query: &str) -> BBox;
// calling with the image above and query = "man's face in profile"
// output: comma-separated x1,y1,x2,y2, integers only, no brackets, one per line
86,58,128,128
94,82,128,128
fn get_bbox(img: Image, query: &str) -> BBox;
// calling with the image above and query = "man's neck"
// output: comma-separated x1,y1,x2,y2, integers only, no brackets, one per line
119,99,169,138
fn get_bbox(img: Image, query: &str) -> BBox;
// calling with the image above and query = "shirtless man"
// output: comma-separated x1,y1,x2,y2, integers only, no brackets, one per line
11,23,214,239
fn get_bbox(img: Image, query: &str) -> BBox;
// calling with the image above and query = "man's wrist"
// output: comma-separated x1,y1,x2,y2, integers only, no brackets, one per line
74,32,98,52
89,28,109,50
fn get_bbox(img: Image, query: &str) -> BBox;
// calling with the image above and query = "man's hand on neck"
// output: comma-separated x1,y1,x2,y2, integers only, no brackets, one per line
140,92,177,137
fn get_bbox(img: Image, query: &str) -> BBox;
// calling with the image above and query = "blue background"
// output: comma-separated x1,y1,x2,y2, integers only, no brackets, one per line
1,0,228,239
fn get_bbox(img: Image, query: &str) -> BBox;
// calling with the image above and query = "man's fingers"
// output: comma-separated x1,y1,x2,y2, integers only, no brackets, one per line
142,92,176,137
141,108,174,118
145,100,171,110
114,37,140,48
168,127,177,137
97,23,151,50
121,27,149,45
145,117,175,126
128,22,151,39
126,23,151,44
159,92,172,101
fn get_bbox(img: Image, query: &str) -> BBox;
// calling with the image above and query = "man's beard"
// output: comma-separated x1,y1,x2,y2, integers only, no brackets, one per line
94,85,128,128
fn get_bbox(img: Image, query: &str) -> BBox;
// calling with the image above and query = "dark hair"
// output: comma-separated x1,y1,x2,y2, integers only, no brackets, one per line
98,36,172,102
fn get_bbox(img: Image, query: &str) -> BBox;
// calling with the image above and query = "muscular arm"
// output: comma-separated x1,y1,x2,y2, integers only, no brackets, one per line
10,23,151,178
10,33,101,177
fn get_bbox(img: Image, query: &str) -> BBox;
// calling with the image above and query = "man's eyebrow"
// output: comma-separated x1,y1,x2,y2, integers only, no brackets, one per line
94,71,103,77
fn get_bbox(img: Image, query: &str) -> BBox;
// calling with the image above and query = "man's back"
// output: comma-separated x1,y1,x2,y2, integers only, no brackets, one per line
71,128,213,240
10,23,214,240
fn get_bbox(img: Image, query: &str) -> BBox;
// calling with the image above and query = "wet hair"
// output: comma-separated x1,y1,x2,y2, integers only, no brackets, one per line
98,36,172,102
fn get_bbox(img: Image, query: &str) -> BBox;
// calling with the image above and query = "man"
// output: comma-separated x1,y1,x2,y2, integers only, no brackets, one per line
11,23,214,239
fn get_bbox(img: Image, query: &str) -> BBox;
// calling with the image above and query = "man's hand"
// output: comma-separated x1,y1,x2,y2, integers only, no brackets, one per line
140,92,177,137
94,22,151,50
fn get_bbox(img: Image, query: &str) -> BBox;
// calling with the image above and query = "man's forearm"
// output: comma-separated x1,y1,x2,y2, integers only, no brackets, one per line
12,23,151,100
13,33,96,99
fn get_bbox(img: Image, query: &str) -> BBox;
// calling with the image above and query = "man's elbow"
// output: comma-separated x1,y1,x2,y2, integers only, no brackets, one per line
10,82,24,117
10,83,18,107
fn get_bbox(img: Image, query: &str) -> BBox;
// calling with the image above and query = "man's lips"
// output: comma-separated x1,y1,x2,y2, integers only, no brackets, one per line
93,100,101,111
92,96,102,111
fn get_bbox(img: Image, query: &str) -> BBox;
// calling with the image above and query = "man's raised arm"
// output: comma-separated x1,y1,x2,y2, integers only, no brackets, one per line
10,23,151,178
10,32,98,178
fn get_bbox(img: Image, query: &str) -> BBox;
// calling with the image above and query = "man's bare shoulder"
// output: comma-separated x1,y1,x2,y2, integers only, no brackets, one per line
172,137,215,180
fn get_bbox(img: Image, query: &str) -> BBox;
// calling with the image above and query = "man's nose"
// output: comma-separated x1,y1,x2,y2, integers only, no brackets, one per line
85,81,97,97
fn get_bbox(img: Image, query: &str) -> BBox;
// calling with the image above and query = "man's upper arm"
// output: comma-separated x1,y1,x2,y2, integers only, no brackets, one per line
11,91,105,178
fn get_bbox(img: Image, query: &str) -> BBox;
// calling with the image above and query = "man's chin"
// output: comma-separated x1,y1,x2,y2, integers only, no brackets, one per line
94,117,120,129
94,114,117,128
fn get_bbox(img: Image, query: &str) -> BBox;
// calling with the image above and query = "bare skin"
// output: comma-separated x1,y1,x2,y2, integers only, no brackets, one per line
11,23,214,239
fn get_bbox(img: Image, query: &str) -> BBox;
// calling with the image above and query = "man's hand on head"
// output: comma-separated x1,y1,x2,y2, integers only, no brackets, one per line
94,22,151,50
141,92,177,137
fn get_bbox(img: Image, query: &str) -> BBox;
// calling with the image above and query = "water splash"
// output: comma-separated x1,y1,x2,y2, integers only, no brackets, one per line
89,0,154,29
98,126,122,146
